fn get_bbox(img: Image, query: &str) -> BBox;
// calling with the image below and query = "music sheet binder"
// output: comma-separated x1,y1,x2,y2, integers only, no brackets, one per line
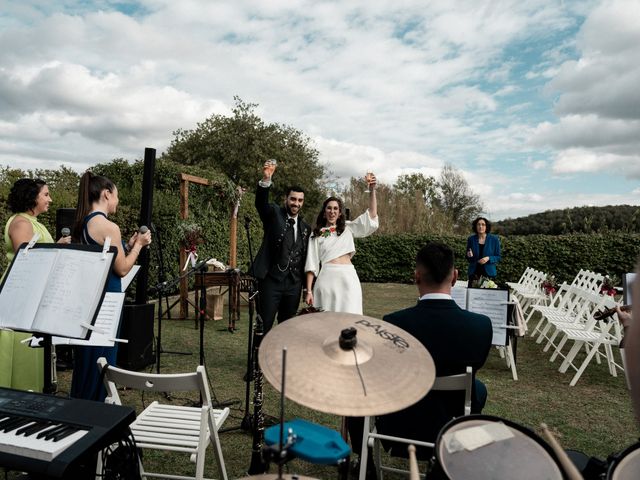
0,243,116,340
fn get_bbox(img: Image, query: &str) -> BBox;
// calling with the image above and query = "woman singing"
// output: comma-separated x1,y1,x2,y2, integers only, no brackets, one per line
70,171,151,400
304,173,378,314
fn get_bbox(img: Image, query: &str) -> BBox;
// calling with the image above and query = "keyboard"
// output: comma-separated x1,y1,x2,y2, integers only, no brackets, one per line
0,387,135,478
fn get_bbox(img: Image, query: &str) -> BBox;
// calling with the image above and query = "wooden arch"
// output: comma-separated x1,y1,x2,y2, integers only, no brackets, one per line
178,173,239,318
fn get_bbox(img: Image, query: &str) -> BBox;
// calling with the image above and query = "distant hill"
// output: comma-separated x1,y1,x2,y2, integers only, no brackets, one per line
494,205,640,235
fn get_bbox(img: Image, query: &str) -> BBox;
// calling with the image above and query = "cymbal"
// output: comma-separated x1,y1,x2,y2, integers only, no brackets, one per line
259,312,435,416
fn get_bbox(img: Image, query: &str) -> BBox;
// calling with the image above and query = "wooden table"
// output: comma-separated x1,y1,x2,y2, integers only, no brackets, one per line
193,269,244,332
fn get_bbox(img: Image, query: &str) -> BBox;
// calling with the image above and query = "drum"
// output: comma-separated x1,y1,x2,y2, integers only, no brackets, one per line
435,415,564,480
607,443,640,479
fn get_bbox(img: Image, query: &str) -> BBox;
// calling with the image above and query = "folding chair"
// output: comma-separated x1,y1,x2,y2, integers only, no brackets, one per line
359,367,473,480
97,357,229,480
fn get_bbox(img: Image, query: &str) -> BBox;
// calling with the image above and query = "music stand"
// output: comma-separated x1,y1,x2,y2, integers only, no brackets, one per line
0,242,116,393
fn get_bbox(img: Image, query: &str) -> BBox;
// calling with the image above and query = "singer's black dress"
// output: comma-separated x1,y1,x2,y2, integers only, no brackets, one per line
70,211,121,401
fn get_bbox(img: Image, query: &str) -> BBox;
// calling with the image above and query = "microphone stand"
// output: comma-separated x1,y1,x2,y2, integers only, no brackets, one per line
151,223,177,319
153,259,211,373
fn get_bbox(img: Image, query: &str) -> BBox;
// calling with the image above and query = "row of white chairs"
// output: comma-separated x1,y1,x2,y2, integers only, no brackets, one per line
509,268,625,386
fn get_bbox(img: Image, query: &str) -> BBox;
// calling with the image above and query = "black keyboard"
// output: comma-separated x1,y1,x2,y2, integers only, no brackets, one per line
0,387,135,478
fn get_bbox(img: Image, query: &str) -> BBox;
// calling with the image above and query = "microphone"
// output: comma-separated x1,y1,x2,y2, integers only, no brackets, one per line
138,225,150,250
61,227,71,237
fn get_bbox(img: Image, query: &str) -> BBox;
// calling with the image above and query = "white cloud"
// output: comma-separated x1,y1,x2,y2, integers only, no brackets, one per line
0,1,637,219
531,0,640,180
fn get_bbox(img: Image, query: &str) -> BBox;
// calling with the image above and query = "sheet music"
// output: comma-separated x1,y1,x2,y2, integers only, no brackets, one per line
451,284,468,309
32,250,112,338
0,249,58,330
467,288,509,346
120,265,140,292
53,292,125,347
0,245,114,339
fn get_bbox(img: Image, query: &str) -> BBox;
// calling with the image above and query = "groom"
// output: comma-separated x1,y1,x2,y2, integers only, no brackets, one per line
253,160,311,333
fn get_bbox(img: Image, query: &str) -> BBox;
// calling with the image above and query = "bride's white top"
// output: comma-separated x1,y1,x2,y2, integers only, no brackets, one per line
304,210,379,276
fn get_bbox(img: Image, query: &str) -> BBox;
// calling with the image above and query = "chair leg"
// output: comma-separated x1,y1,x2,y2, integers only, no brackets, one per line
543,328,560,352
570,342,601,386
550,334,568,362
210,426,228,480
559,341,583,373
506,344,518,381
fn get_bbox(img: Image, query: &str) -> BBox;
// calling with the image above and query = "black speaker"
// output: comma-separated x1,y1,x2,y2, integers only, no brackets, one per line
117,303,155,370
56,208,76,240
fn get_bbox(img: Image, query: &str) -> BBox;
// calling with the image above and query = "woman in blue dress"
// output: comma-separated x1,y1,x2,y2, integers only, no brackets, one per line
70,171,152,401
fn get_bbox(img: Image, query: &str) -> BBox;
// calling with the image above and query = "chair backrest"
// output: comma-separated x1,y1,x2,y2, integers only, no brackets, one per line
432,366,473,416
97,357,212,407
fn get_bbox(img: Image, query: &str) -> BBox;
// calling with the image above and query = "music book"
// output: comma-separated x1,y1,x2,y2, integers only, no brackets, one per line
466,288,510,346
0,243,115,339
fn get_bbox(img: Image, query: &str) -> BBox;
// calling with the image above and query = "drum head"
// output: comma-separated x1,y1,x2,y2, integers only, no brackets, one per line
435,415,564,480
607,442,640,480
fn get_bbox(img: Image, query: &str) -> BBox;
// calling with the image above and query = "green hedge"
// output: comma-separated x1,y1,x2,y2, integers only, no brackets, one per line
353,233,640,285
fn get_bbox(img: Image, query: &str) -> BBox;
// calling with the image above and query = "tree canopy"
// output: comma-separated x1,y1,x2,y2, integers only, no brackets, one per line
495,205,640,235
164,97,325,211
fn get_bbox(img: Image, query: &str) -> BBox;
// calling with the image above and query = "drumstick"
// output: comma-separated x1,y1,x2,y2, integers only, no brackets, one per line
408,444,419,480
540,423,583,480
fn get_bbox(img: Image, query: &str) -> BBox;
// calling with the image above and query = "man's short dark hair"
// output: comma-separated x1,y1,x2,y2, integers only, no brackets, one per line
416,242,455,285
285,185,305,196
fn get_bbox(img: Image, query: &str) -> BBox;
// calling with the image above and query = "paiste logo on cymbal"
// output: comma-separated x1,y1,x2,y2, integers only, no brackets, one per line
355,319,409,351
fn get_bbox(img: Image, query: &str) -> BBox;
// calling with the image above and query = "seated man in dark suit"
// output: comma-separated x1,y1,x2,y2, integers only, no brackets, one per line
376,241,493,458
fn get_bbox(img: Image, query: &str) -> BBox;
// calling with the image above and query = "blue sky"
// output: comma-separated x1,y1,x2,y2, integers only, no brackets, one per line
0,0,639,219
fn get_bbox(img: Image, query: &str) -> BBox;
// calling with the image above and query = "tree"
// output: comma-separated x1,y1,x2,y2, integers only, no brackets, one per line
435,164,484,232
164,96,325,211
394,173,439,205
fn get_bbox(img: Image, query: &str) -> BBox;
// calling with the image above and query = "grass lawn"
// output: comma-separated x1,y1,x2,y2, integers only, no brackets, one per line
49,282,637,479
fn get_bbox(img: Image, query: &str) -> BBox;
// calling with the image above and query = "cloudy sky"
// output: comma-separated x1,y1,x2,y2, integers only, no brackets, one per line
1,0,639,219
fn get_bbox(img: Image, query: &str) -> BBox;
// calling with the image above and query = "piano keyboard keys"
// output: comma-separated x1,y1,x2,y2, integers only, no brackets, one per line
0,413,89,461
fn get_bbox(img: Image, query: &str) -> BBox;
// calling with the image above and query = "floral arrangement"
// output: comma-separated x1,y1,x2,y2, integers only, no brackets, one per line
178,221,204,269
319,226,337,238
600,275,617,297
472,276,497,289
541,274,559,295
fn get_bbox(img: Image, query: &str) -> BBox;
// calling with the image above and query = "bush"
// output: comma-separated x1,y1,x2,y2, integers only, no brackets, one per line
353,233,640,285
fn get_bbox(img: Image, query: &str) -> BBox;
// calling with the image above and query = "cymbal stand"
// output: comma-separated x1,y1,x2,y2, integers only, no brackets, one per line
262,348,295,479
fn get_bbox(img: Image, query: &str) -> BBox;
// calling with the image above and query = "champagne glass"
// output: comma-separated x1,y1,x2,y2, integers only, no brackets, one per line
364,169,374,193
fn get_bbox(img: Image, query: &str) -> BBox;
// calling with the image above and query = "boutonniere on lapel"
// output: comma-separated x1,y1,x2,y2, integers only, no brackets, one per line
319,226,336,238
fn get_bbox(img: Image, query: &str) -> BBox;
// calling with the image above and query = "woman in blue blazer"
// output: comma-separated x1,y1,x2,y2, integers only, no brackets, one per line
466,216,501,286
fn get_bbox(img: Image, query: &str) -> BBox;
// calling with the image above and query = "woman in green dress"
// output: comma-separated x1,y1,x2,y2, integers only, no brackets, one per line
1,178,70,391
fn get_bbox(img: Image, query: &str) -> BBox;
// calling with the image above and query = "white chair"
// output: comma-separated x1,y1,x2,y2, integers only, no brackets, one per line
359,367,473,480
97,357,229,480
